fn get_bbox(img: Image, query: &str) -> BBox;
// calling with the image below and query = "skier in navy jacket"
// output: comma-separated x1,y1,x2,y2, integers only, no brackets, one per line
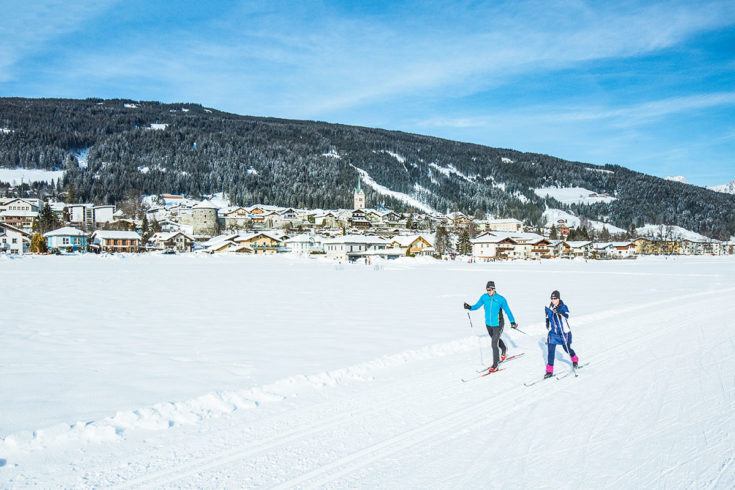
544,290,579,378
464,281,518,371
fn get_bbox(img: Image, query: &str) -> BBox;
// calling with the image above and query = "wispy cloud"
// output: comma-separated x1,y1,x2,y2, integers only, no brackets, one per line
418,92,735,130
8,0,733,116
0,1,118,82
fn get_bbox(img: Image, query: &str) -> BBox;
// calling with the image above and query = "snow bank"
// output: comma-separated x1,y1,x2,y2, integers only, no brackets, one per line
1,336,480,453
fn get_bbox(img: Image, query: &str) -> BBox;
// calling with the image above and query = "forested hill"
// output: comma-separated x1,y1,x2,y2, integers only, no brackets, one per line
1,97,734,239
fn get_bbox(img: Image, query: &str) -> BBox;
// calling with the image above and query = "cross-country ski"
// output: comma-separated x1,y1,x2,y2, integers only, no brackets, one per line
556,362,590,380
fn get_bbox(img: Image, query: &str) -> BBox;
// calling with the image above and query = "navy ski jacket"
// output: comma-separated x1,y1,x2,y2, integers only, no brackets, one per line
470,293,516,327
545,302,570,345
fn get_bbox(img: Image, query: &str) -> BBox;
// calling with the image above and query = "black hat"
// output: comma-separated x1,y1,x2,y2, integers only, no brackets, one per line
550,290,560,299
486,281,496,289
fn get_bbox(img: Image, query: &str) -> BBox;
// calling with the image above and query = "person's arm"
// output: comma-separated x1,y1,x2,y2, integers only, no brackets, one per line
501,297,517,324
464,296,484,310
555,303,569,319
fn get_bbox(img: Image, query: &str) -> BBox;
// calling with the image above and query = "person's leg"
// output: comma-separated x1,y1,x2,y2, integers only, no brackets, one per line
546,342,556,375
498,325,506,358
562,333,578,365
489,326,501,368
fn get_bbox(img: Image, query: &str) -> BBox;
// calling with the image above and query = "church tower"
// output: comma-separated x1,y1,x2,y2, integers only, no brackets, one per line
354,175,366,210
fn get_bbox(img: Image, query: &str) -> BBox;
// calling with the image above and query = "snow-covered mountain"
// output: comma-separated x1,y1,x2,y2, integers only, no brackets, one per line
709,178,735,195
3,97,735,240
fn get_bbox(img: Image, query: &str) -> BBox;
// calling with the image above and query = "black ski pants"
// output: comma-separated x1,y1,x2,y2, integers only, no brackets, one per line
486,324,506,368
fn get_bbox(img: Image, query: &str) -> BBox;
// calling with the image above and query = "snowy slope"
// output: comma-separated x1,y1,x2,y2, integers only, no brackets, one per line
0,167,65,185
534,186,616,204
543,208,626,234
352,166,437,213
636,224,711,241
1,255,734,488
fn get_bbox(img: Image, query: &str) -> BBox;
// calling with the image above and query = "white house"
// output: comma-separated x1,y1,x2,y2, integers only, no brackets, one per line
0,222,31,254
561,241,594,258
284,233,325,255
323,235,397,261
480,218,524,233
471,233,518,260
149,231,195,252
609,241,637,258
93,205,115,224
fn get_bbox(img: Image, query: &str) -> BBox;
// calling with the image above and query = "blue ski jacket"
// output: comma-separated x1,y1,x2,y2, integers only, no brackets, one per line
470,292,516,327
545,302,570,345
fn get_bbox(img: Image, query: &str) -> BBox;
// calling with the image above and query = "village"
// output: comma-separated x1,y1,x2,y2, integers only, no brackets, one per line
1,178,734,261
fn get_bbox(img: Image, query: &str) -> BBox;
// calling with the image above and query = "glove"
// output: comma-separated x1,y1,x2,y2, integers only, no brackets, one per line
511,322,518,329
463,302,471,310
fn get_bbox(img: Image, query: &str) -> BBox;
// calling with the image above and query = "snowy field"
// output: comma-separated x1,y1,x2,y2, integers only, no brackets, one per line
534,186,616,205
1,254,734,488
0,167,65,185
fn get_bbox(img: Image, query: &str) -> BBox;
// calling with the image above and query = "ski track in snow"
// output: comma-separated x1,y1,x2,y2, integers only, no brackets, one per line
2,257,735,488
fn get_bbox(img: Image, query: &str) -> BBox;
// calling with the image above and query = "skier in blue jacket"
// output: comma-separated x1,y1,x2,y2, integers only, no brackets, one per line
464,281,518,371
544,290,579,378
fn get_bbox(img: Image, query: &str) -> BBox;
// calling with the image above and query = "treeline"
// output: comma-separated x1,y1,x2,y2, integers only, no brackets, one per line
1,97,734,239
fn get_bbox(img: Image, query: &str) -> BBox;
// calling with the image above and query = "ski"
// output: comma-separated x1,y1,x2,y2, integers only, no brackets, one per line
556,362,590,380
523,375,553,387
476,353,525,372
461,368,504,383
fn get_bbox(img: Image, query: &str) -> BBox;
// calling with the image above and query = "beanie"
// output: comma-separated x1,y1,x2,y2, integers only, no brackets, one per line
550,290,560,299
486,281,496,289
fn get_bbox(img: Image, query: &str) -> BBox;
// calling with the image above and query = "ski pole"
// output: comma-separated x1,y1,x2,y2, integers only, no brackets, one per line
467,311,485,365
556,311,576,374
511,325,529,335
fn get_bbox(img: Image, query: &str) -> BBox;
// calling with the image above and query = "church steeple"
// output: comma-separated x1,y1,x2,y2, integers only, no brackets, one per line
354,175,366,210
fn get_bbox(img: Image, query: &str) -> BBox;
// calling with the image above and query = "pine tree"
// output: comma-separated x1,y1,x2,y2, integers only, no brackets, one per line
435,226,450,255
141,215,150,243
549,225,558,240
457,228,472,254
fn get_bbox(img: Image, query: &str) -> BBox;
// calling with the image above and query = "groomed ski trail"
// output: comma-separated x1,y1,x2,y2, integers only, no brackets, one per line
4,285,735,489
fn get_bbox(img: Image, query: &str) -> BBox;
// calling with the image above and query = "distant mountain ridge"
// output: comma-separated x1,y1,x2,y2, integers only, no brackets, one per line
709,179,735,195
1,97,734,239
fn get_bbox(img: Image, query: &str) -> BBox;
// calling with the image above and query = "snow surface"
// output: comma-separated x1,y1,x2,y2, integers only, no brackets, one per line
0,167,65,185
428,163,476,183
585,166,614,175
534,186,616,205
665,175,687,183
352,166,437,213
379,150,406,163
543,208,626,234
70,148,90,169
1,254,734,487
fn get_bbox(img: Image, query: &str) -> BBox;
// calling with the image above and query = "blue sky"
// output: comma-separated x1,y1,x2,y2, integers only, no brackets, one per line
2,0,734,186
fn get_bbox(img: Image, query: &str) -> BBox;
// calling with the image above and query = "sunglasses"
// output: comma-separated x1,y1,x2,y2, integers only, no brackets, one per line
487,288,495,291
551,297,559,300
